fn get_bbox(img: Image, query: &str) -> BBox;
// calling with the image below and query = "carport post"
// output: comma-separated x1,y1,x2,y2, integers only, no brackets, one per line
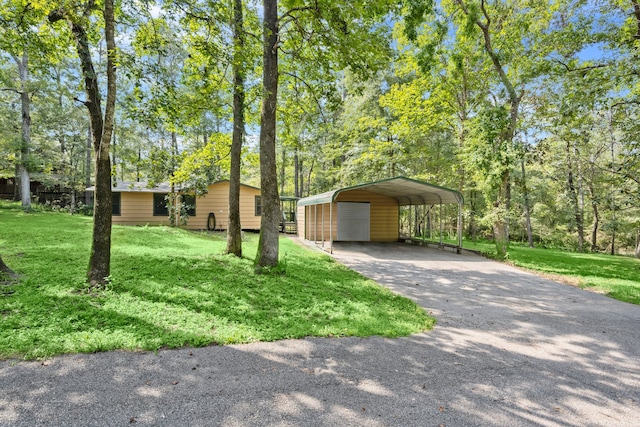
321,203,325,248
330,202,333,254
457,201,463,254
314,204,317,244
438,195,443,246
409,204,413,241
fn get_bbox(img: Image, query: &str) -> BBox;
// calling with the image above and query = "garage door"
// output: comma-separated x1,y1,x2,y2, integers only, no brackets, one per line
337,202,370,241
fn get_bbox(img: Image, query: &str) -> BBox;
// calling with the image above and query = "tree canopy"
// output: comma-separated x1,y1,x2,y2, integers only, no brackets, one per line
0,0,638,261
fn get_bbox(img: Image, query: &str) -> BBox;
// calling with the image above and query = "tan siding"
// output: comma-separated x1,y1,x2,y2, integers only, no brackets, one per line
301,189,399,243
302,203,337,242
335,190,398,242
297,206,305,239
114,192,169,226
182,182,261,230
114,181,261,231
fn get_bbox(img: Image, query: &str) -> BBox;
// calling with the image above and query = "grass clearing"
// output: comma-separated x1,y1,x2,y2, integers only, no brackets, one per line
459,238,640,305
0,201,434,360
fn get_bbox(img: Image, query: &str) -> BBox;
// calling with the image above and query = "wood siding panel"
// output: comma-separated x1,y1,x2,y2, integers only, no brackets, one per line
114,192,169,226
182,182,262,230
336,190,398,242
302,203,337,242
297,206,305,239
114,181,261,231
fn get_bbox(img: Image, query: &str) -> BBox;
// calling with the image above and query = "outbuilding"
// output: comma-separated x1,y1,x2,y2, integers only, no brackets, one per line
297,176,463,253
94,180,262,231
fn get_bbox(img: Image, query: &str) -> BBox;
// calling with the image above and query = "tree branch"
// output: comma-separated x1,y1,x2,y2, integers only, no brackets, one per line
280,70,327,122
552,59,610,73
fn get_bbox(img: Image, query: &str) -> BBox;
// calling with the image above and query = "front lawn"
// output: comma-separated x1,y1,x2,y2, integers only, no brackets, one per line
0,202,434,360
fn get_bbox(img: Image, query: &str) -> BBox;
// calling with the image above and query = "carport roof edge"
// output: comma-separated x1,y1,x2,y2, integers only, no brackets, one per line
297,176,463,207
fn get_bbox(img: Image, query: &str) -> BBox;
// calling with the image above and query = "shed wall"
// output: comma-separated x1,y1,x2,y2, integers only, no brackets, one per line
335,190,398,242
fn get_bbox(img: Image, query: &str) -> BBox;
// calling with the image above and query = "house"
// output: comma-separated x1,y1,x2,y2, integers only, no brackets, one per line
103,180,262,231
297,176,464,253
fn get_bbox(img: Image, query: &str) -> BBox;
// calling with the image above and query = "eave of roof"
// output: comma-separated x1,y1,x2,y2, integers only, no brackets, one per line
297,176,463,207
87,180,261,193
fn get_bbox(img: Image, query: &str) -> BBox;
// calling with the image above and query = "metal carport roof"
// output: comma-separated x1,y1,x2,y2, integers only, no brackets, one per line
298,176,463,207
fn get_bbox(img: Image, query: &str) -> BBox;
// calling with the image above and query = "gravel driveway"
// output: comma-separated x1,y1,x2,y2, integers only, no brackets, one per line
1,241,639,426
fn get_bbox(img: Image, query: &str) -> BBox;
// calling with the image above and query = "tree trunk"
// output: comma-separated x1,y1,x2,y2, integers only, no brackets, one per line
461,1,522,257
565,140,584,251
494,170,510,258
294,147,300,198
112,123,117,183
50,1,116,287
588,182,599,252
255,0,280,271
280,146,286,195
85,123,92,205
468,190,476,240
0,255,16,278
635,230,640,258
520,157,534,248
226,0,245,257
15,52,31,211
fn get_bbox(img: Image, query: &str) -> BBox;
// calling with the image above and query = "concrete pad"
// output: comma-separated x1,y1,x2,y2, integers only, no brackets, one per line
0,241,638,426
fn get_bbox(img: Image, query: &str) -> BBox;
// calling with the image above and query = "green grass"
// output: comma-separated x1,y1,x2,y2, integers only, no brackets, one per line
459,238,640,305
0,201,434,360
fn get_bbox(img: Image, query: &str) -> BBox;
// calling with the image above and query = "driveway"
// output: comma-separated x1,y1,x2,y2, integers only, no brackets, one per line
1,241,639,426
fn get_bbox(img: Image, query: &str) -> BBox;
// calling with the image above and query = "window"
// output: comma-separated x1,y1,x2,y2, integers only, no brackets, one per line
182,194,196,216
153,193,168,216
112,192,121,216
255,195,262,216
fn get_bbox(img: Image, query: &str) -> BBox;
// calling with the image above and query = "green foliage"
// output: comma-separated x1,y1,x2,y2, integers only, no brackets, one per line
0,203,434,360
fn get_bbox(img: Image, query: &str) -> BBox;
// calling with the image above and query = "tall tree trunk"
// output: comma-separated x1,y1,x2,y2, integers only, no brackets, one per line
226,0,245,257
50,0,116,287
566,140,584,251
0,255,17,281
280,146,286,195
635,230,640,258
14,52,31,211
459,0,522,258
468,190,476,240
85,123,92,205
494,170,510,257
294,147,299,198
112,123,117,182
520,157,534,248
255,0,280,270
588,182,599,252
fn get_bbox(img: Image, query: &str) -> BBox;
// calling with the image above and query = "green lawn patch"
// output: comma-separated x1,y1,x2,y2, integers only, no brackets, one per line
0,201,434,360
460,238,640,305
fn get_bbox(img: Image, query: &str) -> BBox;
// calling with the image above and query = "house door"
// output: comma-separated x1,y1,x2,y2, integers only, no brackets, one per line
337,202,370,241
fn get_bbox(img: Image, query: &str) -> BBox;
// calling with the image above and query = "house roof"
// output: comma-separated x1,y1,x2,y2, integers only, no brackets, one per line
85,181,172,193
87,180,261,193
297,176,463,207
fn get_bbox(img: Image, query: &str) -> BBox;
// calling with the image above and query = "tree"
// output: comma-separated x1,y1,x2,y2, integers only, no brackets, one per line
255,0,398,269
49,0,117,287
226,0,246,257
255,0,279,270
0,0,48,211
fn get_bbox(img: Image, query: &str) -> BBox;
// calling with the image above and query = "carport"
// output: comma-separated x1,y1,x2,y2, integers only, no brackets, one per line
297,176,464,254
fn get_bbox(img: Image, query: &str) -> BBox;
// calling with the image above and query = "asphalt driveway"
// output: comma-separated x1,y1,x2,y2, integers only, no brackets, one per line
1,241,639,426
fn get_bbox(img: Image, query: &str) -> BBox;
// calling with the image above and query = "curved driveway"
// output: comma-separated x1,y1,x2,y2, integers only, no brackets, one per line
1,241,639,426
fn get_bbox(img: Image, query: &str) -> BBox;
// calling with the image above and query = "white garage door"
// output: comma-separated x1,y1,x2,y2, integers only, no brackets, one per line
337,202,370,241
